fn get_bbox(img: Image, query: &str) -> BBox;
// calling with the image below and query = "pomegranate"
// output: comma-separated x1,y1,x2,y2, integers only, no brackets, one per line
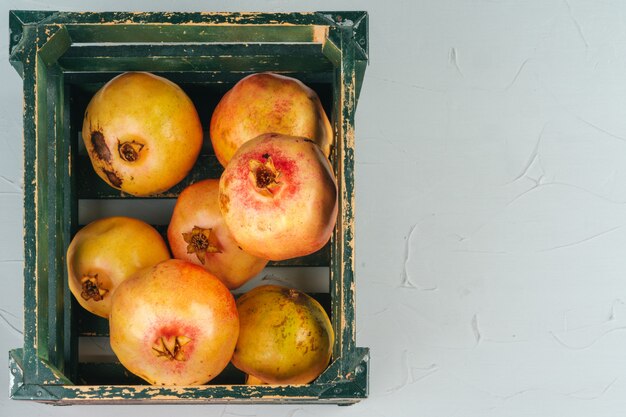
82,72,203,196
66,216,170,318
167,179,268,289
219,133,337,261
109,259,239,385
210,72,332,167
232,285,334,385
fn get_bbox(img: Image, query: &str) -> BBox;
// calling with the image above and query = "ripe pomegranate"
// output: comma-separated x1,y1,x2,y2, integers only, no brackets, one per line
82,72,203,196
109,259,239,385
232,285,334,385
219,133,337,261
66,216,170,318
167,179,268,289
210,72,332,167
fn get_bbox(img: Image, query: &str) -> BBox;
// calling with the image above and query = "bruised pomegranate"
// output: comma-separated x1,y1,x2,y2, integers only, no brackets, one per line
82,72,203,196
210,72,332,167
232,285,334,385
109,259,239,385
219,133,337,261
167,179,268,289
66,216,170,318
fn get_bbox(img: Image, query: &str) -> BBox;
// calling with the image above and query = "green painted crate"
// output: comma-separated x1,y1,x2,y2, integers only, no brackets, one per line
8,10,368,405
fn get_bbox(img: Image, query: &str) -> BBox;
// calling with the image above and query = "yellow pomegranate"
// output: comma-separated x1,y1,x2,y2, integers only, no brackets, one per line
66,216,170,318
232,285,334,385
210,72,333,167
82,72,203,196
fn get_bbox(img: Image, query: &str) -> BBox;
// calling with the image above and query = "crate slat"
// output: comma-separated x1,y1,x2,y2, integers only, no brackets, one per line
60,55,335,73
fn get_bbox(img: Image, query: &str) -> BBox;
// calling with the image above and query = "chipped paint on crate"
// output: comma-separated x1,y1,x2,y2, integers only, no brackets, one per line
32,38,39,357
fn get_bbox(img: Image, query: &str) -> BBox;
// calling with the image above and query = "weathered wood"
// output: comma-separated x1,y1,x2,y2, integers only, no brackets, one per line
337,23,358,377
63,71,336,86
60,55,334,74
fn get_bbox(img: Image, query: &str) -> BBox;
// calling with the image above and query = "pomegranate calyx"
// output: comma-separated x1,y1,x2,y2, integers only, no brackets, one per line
152,335,192,361
182,226,221,264
249,156,281,196
118,140,144,162
80,274,108,301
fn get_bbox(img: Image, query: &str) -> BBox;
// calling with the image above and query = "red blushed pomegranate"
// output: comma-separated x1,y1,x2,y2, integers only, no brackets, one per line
219,133,338,261
109,259,239,385
167,179,268,289
210,72,333,167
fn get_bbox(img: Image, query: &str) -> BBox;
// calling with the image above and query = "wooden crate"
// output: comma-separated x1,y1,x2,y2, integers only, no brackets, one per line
8,10,368,405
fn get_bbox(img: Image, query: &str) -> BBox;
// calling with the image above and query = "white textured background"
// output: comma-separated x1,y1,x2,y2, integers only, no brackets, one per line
2,0,626,416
